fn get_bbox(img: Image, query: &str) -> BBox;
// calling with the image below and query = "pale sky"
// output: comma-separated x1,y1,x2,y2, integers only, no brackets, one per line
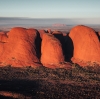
0,0,100,18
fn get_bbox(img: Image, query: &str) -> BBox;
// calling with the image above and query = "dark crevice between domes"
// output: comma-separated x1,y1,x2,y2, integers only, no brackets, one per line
53,33,74,62
96,32,100,41
35,31,42,59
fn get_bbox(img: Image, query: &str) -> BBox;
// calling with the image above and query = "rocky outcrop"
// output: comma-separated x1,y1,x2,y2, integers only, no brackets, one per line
52,24,66,27
0,27,42,67
38,30,47,39
0,25,99,68
69,25,100,66
47,29,52,34
0,32,8,43
40,33,65,68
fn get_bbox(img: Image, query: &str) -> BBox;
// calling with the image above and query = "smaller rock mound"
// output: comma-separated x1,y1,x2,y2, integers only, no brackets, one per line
41,33,71,69
47,29,52,34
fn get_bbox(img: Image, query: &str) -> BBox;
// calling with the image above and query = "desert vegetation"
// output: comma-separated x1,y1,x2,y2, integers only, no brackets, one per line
0,64,100,99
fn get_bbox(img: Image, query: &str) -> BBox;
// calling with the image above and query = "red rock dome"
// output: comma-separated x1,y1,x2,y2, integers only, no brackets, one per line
0,27,42,67
40,33,65,68
69,25,100,66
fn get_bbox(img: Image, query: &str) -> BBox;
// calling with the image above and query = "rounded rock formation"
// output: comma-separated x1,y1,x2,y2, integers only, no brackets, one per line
69,25,100,66
41,33,64,68
0,27,42,67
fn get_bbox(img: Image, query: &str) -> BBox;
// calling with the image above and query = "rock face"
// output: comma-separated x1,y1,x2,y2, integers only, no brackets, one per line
38,30,47,39
0,27,42,67
47,29,52,34
41,33,65,68
0,32,8,43
69,25,100,66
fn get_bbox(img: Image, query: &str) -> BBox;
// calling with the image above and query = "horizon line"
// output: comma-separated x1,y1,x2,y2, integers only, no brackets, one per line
0,16,100,19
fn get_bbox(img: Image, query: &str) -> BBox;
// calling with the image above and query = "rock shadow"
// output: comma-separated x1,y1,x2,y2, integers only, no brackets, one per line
53,33,65,55
0,79,42,98
96,32,100,41
53,33,74,62
35,31,42,59
64,33,74,62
